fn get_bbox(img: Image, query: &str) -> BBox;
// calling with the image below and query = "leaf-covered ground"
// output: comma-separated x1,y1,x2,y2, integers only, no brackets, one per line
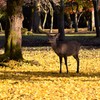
0,47,100,100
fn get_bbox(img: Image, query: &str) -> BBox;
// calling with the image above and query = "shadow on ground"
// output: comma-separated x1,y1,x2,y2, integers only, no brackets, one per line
0,70,100,82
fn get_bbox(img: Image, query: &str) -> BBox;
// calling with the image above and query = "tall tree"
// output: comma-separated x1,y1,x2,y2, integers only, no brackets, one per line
0,0,24,61
49,0,65,40
32,0,54,33
41,0,54,33
92,0,100,37
32,0,42,33
58,0,65,40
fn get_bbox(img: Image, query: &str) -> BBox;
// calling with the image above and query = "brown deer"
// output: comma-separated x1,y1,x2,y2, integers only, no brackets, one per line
47,33,81,73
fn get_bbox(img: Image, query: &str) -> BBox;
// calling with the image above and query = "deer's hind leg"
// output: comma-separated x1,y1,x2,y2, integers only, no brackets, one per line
73,54,79,73
59,56,62,73
64,56,68,73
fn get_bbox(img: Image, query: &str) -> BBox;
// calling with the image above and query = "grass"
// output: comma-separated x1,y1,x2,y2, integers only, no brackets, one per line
0,47,100,100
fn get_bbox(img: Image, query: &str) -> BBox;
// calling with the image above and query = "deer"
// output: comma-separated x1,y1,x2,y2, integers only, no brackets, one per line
47,33,81,74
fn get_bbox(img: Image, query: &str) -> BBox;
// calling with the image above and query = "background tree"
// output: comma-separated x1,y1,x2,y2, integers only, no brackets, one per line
0,0,6,32
50,0,65,40
41,0,54,33
32,0,43,33
65,0,93,32
31,0,54,33
92,0,100,37
58,0,65,40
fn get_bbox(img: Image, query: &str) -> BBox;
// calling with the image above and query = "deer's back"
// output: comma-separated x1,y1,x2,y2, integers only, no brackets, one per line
52,41,80,57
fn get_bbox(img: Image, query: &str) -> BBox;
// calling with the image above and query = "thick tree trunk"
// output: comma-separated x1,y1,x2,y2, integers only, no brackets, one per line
5,15,23,60
0,0,24,61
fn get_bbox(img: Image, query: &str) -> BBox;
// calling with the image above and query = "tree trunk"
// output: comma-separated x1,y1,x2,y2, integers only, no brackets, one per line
0,0,24,61
92,10,95,31
49,0,65,39
66,13,72,28
0,23,3,32
32,0,42,33
93,0,100,37
58,0,65,40
74,13,78,32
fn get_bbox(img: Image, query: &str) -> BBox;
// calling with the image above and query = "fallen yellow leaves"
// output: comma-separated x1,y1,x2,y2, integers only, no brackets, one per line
0,47,100,100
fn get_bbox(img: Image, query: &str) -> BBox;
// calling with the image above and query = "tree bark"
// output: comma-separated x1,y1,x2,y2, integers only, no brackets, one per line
0,0,24,61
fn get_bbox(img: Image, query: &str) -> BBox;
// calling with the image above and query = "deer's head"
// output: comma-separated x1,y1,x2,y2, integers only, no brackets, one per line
47,33,60,44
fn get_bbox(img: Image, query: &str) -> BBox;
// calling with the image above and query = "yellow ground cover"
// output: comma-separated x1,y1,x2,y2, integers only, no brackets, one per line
0,47,100,100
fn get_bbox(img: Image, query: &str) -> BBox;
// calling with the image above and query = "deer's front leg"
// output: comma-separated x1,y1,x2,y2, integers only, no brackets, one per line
64,56,68,73
59,56,62,73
